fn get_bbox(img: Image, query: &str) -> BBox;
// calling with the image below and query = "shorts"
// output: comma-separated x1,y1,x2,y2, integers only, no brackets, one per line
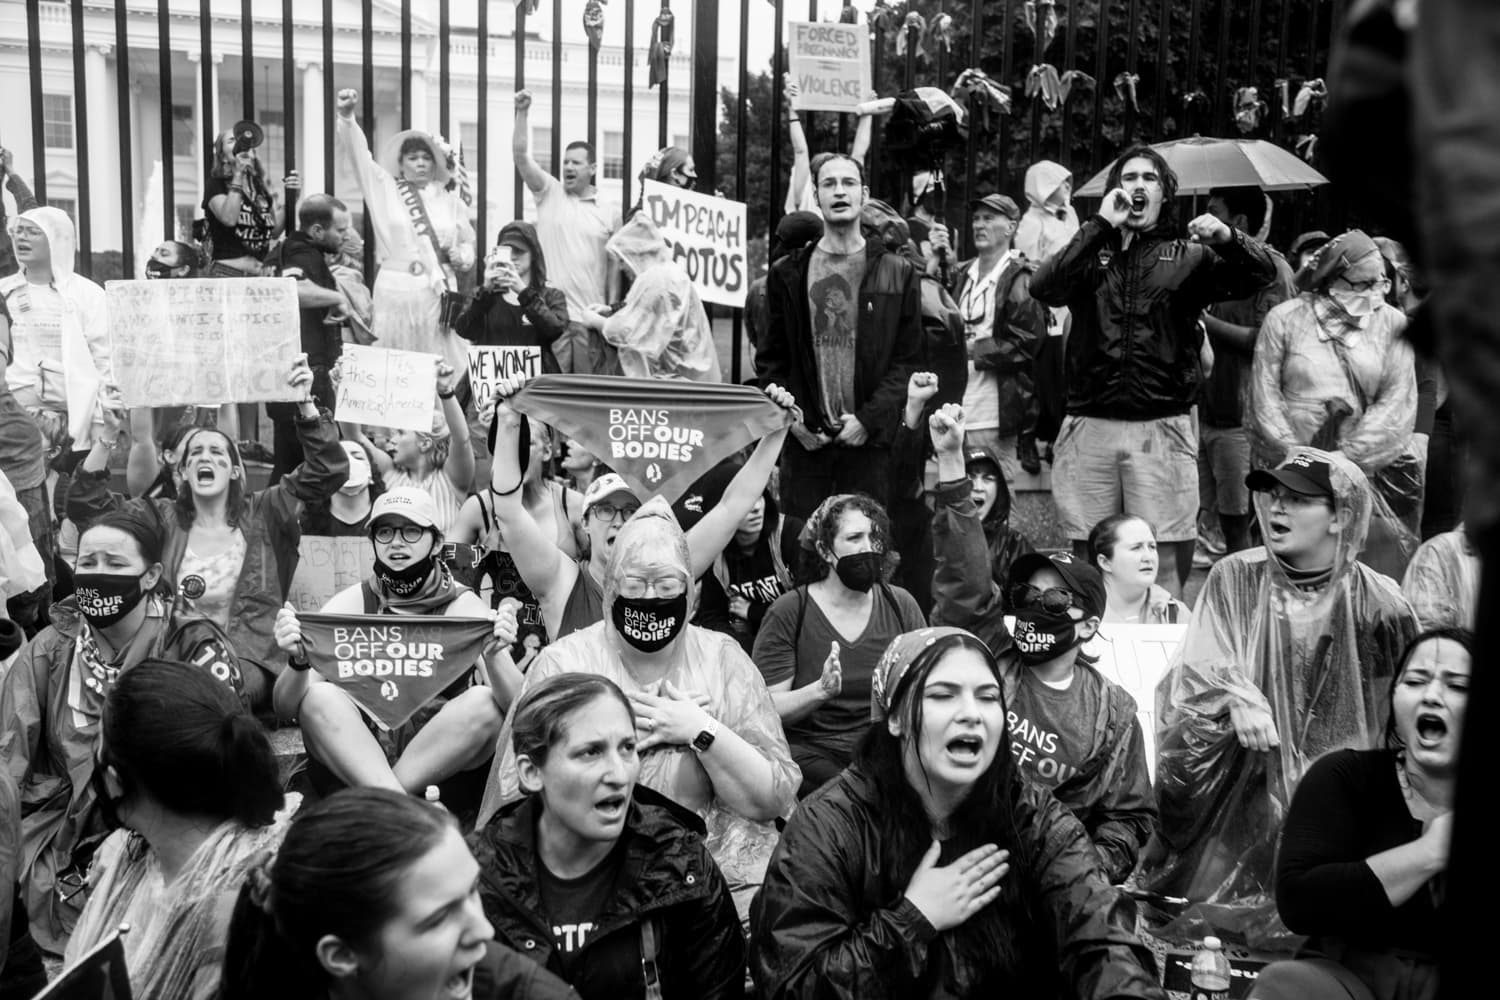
1198,423,1252,516
1052,413,1199,542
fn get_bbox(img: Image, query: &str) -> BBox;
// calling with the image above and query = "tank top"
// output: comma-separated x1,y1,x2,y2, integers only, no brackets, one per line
556,560,605,640
473,482,575,653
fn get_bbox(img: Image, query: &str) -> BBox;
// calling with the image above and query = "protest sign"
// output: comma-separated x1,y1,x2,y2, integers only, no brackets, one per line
285,535,377,612
467,346,544,420
508,374,794,504
298,613,493,730
105,277,300,406
1086,623,1188,777
334,343,440,432
788,20,872,113
33,927,132,999
640,179,748,308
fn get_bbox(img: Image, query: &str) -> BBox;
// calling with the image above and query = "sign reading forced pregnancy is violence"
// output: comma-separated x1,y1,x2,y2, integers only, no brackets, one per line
105,277,302,406
788,20,872,113
640,179,748,308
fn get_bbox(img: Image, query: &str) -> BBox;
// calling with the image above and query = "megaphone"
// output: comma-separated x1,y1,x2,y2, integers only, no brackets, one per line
231,119,264,156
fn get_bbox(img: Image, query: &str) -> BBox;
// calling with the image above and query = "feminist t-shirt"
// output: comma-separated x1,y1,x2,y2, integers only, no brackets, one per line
536,844,625,981
806,247,865,429
1005,664,1103,790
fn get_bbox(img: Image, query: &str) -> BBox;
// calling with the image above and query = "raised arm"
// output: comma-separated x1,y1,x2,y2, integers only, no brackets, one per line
511,90,550,196
784,77,811,212
268,357,351,503
333,89,392,200
124,407,161,497
435,362,476,492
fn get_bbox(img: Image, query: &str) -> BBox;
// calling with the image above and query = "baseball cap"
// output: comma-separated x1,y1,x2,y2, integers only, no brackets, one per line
970,193,1022,221
1290,229,1331,259
369,487,440,530
583,473,639,514
965,448,1001,475
1246,453,1335,499
1006,551,1106,619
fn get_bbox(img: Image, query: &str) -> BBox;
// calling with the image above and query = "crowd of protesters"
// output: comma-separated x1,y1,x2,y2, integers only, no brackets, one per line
0,49,1474,1000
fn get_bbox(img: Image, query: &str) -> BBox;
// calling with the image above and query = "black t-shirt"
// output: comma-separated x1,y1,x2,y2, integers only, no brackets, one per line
537,842,625,983
279,230,343,370
202,174,276,261
1005,662,1104,791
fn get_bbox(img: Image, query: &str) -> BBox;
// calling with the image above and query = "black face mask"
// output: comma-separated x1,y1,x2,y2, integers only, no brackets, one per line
1009,607,1081,665
834,551,883,593
374,552,436,597
612,594,689,652
74,573,150,628
89,758,126,832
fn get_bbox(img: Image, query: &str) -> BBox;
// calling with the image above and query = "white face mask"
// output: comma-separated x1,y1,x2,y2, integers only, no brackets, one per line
1329,286,1381,323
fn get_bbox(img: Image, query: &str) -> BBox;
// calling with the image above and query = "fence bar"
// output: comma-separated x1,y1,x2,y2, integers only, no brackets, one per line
114,0,134,275
1248,0,1263,91
802,0,814,146
1061,0,1078,172
242,0,254,119
691,0,718,193
1122,0,1141,144
361,0,374,277
69,0,92,275
323,0,334,192
1090,0,1110,174
997,0,1014,191
1213,0,1231,134
550,0,562,175
587,27,599,149
514,3,526,220
400,0,412,129
962,0,983,255
201,0,215,193
25,0,44,202
657,4,671,148
1185,0,1202,134
1304,0,1317,84
868,23,882,194
282,0,297,221
1152,0,1171,139
439,0,450,139
733,0,749,385
477,0,488,248
158,0,173,232
623,0,636,214
769,0,784,229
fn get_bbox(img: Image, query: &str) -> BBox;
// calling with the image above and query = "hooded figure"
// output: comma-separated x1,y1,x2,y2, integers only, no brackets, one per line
1400,525,1479,630
1138,447,1418,949
967,444,1034,588
453,222,569,375
1013,161,1078,446
478,496,799,922
0,207,112,449
599,214,721,382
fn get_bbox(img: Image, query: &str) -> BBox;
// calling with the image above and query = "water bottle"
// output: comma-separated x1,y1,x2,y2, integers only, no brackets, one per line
1189,936,1231,1000
424,785,445,811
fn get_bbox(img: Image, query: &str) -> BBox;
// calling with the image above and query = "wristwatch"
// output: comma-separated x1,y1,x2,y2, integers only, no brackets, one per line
690,718,720,754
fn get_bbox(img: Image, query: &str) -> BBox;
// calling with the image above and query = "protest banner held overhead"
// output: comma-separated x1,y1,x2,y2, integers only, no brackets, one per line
639,179,748,308
788,20,872,113
297,613,494,730
507,375,793,504
467,346,544,421
334,343,440,433
105,277,301,407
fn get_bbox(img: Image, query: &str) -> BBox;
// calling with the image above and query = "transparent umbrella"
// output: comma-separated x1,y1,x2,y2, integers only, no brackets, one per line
1075,136,1329,197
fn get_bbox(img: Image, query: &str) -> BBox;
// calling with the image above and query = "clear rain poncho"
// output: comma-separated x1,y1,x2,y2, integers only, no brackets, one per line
1401,526,1480,630
602,214,722,382
1138,448,1418,950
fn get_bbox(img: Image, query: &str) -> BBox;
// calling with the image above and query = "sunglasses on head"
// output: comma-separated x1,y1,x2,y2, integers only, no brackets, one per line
1008,584,1077,614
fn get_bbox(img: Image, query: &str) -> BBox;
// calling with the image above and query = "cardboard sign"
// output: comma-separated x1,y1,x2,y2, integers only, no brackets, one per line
467,346,544,422
508,374,794,504
105,277,300,406
298,613,493,730
788,21,872,113
286,535,376,612
34,928,132,999
334,343,440,433
639,180,748,308
1085,623,1188,777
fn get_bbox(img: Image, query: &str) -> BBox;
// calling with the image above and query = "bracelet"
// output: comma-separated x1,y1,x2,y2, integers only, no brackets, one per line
788,117,801,124
491,478,523,497
438,389,456,400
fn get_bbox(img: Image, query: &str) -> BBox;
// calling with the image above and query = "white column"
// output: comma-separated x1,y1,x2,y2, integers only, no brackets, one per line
299,61,326,194
187,51,223,212
84,44,121,250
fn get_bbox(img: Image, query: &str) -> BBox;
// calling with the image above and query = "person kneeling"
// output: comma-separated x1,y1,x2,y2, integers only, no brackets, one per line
471,673,746,999
273,487,519,808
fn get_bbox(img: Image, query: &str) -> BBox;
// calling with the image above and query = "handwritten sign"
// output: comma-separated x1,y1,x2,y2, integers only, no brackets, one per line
640,180,748,308
335,343,439,432
788,21,872,113
105,277,300,406
1086,623,1188,778
467,346,543,421
286,535,376,612
33,928,132,999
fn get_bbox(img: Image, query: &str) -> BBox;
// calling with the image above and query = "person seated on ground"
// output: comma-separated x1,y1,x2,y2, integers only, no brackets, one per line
482,378,793,642
470,673,746,999
144,239,202,279
477,496,799,924
298,438,385,536
751,626,1165,999
0,763,17,982
272,488,520,805
1401,524,1478,630
1250,628,1468,1000
965,441,1034,592
451,415,582,649
68,356,348,710
0,506,250,955
219,788,577,1000
692,474,803,656
62,659,293,999
751,493,926,798
348,359,474,535
1137,448,1419,948
924,404,1156,884
1088,514,1190,624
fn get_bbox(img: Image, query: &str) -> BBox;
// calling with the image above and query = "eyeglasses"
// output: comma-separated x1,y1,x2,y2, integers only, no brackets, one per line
1008,584,1077,614
617,575,688,600
591,502,640,523
373,524,427,544
1332,275,1391,294
1262,487,1332,510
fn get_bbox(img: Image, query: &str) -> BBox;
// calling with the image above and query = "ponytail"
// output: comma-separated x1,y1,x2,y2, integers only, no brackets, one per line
102,659,283,828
